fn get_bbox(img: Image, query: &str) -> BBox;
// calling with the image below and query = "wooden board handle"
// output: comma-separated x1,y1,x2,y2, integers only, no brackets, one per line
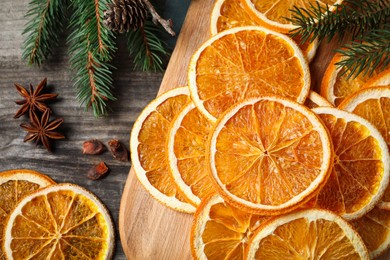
119,0,214,259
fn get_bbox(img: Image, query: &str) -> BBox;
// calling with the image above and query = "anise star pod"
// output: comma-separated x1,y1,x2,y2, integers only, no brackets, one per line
20,109,65,152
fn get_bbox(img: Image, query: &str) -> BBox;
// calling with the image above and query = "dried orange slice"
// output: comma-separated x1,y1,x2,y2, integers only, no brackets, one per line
304,90,333,109
351,207,390,259
363,68,390,88
320,53,380,106
246,209,369,259
207,96,332,215
167,103,215,206
246,0,343,32
191,194,269,260
338,87,390,209
0,169,55,259
188,26,310,122
210,0,319,61
312,107,390,220
130,87,196,213
3,183,114,259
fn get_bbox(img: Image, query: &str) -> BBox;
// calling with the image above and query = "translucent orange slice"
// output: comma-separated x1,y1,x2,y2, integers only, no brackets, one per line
351,207,390,259
210,0,319,62
304,90,333,109
363,68,390,88
3,184,114,259
320,53,381,106
130,87,196,213
0,169,55,259
312,107,390,219
246,209,369,259
189,26,310,122
246,0,343,31
167,103,215,206
191,194,269,260
338,87,390,209
207,96,332,215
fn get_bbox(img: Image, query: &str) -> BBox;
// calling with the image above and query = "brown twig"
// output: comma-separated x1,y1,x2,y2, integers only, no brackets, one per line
142,0,176,36
94,0,106,54
30,0,51,64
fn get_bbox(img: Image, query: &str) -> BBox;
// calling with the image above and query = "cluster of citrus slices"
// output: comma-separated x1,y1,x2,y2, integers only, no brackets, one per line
130,0,390,259
0,169,114,259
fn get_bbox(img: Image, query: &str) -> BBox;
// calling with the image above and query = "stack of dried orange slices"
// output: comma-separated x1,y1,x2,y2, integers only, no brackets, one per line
0,169,114,259
130,1,390,259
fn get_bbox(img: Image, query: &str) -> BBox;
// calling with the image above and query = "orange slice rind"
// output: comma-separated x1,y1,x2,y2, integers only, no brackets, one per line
363,68,390,88
305,90,334,109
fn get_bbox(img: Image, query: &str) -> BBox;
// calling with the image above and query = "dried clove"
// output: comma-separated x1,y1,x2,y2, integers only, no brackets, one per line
83,139,106,155
87,161,109,180
108,139,129,162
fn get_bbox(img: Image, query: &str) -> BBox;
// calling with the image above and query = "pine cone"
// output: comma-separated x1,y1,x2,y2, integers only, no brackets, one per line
104,0,148,33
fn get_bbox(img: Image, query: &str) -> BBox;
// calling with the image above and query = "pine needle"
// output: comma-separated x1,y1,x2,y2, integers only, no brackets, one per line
127,20,169,72
22,0,66,65
68,0,117,117
336,24,390,78
288,0,390,44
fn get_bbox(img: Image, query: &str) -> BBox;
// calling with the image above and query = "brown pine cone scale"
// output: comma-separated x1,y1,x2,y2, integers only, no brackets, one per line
104,0,148,33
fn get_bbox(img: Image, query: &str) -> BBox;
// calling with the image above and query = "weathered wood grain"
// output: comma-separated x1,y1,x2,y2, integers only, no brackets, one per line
0,1,164,259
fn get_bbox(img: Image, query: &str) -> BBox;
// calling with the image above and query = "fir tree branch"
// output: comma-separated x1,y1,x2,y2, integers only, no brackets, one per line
22,0,65,65
336,25,390,78
127,21,170,72
94,0,106,55
68,0,117,117
288,0,390,44
142,0,175,36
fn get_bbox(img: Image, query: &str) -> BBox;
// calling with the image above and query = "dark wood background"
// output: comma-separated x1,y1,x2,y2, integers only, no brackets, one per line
0,0,184,258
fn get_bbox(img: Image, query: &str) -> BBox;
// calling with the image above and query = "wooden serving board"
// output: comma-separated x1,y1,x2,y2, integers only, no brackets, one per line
119,1,214,259
119,0,390,259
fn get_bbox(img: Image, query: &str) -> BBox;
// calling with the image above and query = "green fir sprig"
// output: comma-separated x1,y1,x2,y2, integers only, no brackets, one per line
287,0,390,78
68,0,117,117
22,0,66,65
21,0,174,117
336,24,390,77
288,0,390,43
127,20,170,72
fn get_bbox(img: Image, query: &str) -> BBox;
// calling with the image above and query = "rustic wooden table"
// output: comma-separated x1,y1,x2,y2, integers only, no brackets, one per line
3,1,390,260
0,1,172,259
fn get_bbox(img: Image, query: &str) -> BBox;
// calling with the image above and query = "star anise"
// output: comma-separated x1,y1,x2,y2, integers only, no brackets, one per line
14,78,58,118
20,109,65,152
